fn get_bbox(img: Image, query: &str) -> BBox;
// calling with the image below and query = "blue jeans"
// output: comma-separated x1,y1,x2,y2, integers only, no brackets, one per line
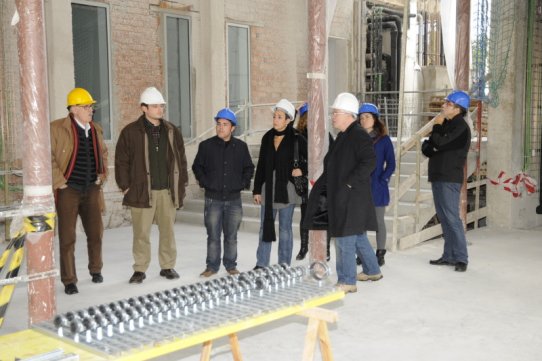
256,204,295,267
204,197,243,272
337,233,380,285
354,233,381,276
432,182,469,264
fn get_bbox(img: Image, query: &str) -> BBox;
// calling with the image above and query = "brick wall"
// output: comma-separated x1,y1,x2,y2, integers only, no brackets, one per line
109,0,164,132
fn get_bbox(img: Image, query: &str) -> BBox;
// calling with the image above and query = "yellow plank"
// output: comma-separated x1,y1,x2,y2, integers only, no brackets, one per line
0,329,106,360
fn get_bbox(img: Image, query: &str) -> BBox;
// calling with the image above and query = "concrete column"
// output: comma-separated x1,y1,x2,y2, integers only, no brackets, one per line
44,0,74,120
199,0,225,134
487,1,540,228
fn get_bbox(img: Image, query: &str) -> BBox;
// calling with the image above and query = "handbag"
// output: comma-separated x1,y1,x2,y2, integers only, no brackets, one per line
293,135,308,199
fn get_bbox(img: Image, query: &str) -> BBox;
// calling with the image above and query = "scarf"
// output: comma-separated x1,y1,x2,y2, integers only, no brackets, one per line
262,123,295,242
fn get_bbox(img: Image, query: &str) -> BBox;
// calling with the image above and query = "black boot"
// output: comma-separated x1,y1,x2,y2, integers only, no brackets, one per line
326,236,331,261
296,228,309,260
356,256,362,265
376,249,386,267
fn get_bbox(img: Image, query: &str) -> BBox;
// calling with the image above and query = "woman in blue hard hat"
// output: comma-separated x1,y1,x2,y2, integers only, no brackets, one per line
423,90,471,272
252,99,308,268
358,103,396,266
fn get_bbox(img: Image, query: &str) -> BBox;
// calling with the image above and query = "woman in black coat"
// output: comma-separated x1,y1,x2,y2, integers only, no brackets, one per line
252,99,307,268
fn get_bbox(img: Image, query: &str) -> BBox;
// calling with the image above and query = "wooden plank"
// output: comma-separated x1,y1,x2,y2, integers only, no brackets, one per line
301,317,319,361
229,333,243,361
200,340,212,361
317,321,334,361
297,307,338,323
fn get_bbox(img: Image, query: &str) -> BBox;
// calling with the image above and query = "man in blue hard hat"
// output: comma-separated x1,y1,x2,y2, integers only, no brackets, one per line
192,108,255,277
422,90,471,272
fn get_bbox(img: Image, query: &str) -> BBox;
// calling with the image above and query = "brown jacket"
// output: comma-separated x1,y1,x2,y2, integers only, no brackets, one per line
50,115,108,190
114,115,188,209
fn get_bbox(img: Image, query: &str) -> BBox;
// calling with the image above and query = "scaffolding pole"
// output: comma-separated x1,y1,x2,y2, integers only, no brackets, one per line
307,0,328,262
16,0,56,325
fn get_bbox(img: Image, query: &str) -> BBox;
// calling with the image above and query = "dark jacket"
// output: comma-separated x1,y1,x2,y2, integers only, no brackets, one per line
305,121,377,237
115,115,188,208
371,135,396,206
192,136,255,200
426,114,471,183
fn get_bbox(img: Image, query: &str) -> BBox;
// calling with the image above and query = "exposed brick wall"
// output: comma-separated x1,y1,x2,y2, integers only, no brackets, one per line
109,0,164,133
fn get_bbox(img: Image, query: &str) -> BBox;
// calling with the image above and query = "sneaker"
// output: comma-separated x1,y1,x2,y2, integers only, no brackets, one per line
226,268,240,275
64,283,78,295
129,271,146,284
253,265,264,271
356,272,383,282
91,273,103,283
335,283,357,294
160,269,180,279
199,268,217,277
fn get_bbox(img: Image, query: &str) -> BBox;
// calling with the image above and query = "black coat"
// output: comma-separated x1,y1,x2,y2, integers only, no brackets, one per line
304,121,377,237
192,136,254,200
426,114,471,183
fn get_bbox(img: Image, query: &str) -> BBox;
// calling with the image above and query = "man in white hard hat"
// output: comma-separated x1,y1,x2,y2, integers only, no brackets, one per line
115,87,188,284
305,92,382,294
51,87,108,295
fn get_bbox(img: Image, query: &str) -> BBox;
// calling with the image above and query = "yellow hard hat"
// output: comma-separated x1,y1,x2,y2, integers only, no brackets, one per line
67,88,96,107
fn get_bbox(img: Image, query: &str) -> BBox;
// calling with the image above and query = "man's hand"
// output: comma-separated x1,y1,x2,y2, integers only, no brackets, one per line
434,113,445,125
123,188,129,195
292,168,302,177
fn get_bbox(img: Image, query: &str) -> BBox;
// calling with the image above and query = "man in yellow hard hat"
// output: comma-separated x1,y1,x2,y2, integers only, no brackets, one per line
51,87,108,295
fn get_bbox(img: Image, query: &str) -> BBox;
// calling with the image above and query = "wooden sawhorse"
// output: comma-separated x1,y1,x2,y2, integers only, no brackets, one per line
199,307,338,361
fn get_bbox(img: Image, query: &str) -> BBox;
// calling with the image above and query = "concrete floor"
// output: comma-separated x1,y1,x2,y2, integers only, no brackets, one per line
1,223,542,360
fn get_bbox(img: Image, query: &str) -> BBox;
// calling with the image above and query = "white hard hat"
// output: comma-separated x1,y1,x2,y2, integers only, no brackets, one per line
272,99,295,120
140,87,166,105
331,92,359,115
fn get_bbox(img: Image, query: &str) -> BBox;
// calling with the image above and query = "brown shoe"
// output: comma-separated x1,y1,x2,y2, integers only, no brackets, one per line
200,268,217,277
356,272,383,282
227,268,240,275
160,269,180,280
335,283,357,294
129,271,146,284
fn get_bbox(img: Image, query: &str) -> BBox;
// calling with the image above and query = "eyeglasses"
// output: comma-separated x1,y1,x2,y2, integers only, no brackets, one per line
330,111,350,117
78,105,94,110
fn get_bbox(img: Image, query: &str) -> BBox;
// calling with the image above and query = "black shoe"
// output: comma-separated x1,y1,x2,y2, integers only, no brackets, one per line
296,248,308,261
356,256,362,265
64,283,78,295
376,249,386,267
129,271,146,284
160,269,180,280
91,273,103,283
429,257,455,266
455,262,468,272
253,265,264,271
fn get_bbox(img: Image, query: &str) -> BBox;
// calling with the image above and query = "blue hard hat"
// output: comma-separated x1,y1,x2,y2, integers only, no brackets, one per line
214,108,237,126
445,90,470,110
299,102,308,117
358,103,380,117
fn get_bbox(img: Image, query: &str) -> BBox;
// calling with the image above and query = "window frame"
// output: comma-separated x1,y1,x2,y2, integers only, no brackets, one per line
71,0,113,140
226,23,251,135
163,13,193,139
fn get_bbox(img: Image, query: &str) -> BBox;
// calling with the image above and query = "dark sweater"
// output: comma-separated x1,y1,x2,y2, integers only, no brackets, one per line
67,124,97,191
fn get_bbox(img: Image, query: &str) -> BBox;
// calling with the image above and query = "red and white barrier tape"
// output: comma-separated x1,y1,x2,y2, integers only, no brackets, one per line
489,171,538,198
